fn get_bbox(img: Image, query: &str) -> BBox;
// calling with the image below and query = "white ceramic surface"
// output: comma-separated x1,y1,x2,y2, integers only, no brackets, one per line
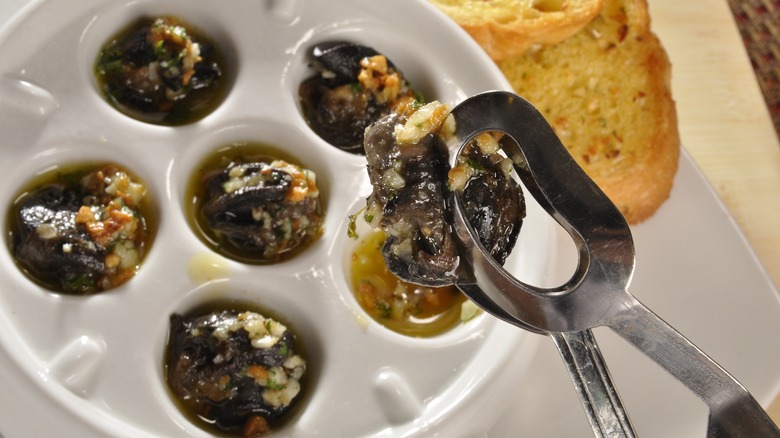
0,0,553,436
2,1,780,438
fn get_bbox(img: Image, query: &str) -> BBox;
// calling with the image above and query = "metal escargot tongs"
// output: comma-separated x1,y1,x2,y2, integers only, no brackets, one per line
445,91,780,437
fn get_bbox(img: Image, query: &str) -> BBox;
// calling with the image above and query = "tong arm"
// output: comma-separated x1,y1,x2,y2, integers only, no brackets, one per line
550,330,636,438
458,283,636,438
610,293,780,437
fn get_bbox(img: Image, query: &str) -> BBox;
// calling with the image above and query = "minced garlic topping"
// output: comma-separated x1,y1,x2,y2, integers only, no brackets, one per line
270,160,319,203
358,55,401,104
205,310,307,409
448,132,515,192
211,311,288,349
221,161,319,204
394,101,451,144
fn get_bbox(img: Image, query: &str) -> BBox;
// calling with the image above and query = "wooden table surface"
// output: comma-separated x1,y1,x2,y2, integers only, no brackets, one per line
649,0,780,423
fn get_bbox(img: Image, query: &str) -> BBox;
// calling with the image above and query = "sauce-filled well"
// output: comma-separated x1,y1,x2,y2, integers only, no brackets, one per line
186,142,324,264
350,228,467,337
7,163,155,294
166,301,309,437
94,16,227,125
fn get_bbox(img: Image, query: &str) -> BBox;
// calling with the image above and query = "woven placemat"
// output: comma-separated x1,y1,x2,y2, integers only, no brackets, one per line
728,0,780,140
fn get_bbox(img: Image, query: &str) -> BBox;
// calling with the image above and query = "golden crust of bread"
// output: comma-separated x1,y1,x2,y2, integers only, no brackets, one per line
594,33,678,224
498,0,680,223
429,0,606,60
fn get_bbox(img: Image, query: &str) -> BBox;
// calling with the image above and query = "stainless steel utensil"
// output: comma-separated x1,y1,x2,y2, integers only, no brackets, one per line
445,90,780,437
458,280,635,437
444,92,635,437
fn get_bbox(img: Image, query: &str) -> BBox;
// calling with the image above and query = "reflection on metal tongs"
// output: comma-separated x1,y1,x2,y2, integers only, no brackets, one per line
445,91,780,437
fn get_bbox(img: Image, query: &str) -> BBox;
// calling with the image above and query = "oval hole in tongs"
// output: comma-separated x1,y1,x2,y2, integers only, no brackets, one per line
443,90,635,333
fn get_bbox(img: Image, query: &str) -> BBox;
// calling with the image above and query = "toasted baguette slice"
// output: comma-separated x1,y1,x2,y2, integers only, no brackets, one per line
429,0,606,60
497,0,679,223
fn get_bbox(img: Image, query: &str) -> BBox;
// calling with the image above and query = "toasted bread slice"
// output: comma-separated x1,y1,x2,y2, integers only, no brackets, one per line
429,0,606,60
497,0,679,223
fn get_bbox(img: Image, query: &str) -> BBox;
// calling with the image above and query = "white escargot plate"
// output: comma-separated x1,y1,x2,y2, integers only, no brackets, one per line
0,0,557,436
